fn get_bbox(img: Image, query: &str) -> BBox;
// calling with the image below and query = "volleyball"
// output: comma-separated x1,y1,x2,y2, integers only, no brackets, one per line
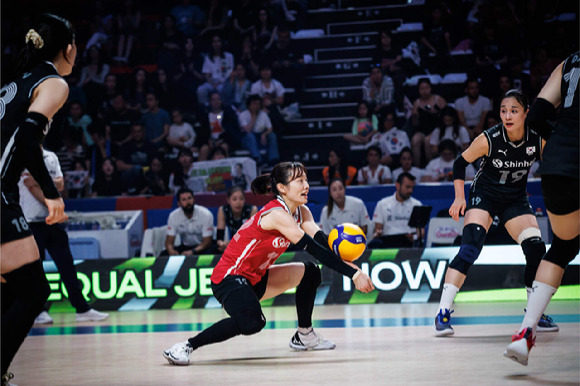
328,223,367,262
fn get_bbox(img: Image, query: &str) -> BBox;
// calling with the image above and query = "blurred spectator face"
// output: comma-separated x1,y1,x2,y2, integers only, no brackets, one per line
235,64,246,80
396,176,415,200
150,158,163,174
157,69,167,84
383,113,394,131
329,179,346,203
211,147,227,160
370,67,383,84
88,45,100,61
164,15,175,30
277,30,290,48
499,76,512,93
111,95,126,112
210,93,222,111
328,150,339,167
381,31,391,47
487,115,499,128
211,36,222,54
102,159,115,176
440,147,455,162
135,69,146,85
185,38,194,52
248,98,262,113
146,94,158,110
258,9,268,23
131,125,145,142
172,110,183,124
418,81,432,99
366,148,381,167
69,102,83,119
399,151,413,171
466,81,479,99
260,67,272,81
105,74,117,91
178,152,193,169
443,113,454,127
358,103,368,118
227,189,246,212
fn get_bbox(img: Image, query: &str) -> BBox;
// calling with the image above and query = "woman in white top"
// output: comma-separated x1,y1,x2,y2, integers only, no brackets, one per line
319,178,371,237
430,106,470,156
357,145,392,185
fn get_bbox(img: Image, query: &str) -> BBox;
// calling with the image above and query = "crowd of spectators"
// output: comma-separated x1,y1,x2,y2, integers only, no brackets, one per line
1,0,576,198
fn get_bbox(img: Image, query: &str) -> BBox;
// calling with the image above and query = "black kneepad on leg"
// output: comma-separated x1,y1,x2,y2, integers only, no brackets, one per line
448,224,487,275
544,234,580,269
521,237,546,287
233,309,267,336
298,261,321,291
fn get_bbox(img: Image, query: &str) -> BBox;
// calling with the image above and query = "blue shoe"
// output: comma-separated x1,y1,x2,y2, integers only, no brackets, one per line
433,308,454,337
537,313,559,332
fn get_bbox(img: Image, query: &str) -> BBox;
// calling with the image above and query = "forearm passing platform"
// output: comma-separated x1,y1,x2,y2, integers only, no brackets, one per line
295,233,357,278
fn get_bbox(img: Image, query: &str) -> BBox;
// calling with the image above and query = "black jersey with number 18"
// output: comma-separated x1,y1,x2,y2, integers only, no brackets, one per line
471,123,542,201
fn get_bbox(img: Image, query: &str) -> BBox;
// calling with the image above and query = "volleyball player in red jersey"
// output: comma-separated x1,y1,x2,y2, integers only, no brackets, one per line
164,162,374,365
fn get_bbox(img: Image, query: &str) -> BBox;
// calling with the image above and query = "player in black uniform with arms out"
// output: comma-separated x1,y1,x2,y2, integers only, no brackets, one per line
1,14,75,385
505,52,579,365
433,89,558,336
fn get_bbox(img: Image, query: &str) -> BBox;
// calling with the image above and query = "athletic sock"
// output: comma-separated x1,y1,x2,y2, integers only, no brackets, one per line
438,283,459,314
526,286,532,302
521,280,557,337
298,327,312,335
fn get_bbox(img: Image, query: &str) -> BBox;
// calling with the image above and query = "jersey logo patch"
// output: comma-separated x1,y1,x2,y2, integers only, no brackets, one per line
272,237,290,249
498,149,507,156
526,146,535,156
492,159,503,168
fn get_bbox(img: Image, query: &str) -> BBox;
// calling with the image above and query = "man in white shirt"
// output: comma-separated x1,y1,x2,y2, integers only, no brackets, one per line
454,77,492,139
196,35,235,105
19,149,109,324
163,188,215,256
238,94,279,165
250,64,285,106
368,172,424,248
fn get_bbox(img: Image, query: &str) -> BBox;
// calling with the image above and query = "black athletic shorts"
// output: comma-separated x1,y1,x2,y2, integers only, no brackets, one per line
465,188,534,224
211,271,270,305
541,174,580,215
1,202,33,244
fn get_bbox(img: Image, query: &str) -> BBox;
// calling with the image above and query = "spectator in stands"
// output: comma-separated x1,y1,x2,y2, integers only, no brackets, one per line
154,68,178,112
104,92,141,156
392,147,425,183
197,91,241,161
163,187,216,256
357,146,392,186
374,30,405,107
198,0,229,39
66,160,90,199
238,35,260,80
368,111,410,169
157,14,185,79
98,73,119,119
238,94,279,167
253,8,278,54
411,78,447,167
362,65,395,115
343,101,378,145
322,143,357,186
491,73,513,116
368,172,423,249
113,0,141,64
141,91,171,150
454,77,492,140
473,20,507,98
319,178,371,237
216,186,258,252
174,37,205,110
484,111,500,131
422,139,475,183
126,67,151,114
429,106,470,157
250,63,285,106
266,29,305,99
56,127,86,177
141,155,169,196
168,148,207,194
221,63,252,111
92,157,124,197
170,0,206,38
209,145,228,160
197,35,235,106
232,0,258,38
420,4,452,74
65,101,93,148
79,45,110,116
116,123,156,195
86,121,110,187
167,109,197,160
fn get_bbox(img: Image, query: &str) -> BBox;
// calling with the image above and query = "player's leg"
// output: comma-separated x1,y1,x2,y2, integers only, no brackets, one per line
434,207,492,336
164,275,267,365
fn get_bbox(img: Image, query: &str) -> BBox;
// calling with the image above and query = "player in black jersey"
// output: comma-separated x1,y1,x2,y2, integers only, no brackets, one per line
1,14,75,384
505,52,579,366
433,89,557,337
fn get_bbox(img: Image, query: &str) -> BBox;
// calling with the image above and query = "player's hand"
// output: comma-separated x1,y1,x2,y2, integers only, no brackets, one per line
44,197,68,225
353,270,374,293
449,198,466,222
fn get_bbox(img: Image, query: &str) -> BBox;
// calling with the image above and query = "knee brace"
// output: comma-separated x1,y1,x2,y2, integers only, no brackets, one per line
297,261,322,292
544,234,580,269
519,229,546,287
449,223,487,275
233,309,267,336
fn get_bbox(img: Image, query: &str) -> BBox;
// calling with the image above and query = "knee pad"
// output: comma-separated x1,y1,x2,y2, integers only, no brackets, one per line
449,224,487,275
544,234,580,269
233,309,267,336
298,262,321,291
520,233,546,287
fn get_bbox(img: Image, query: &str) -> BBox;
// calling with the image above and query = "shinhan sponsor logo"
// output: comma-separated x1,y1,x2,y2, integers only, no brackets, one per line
272,237,290,248
492,159,535,168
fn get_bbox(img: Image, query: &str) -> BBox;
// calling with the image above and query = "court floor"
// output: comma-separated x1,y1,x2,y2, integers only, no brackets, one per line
10,300,580,385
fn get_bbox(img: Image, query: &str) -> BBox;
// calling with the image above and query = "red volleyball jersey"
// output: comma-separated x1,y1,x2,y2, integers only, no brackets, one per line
211,197,303,285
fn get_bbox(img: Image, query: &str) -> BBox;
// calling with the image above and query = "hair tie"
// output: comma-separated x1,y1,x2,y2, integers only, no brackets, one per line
25,29,44,50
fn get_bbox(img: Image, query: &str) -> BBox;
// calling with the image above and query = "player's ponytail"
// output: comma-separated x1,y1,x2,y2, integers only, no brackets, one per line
15,13,75,77
251,162,307,196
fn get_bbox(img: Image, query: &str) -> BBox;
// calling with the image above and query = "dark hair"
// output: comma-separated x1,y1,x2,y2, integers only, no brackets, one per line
251,162,307,196
247,94,262,106
16,14,75,77
209,145,228,159
418,78,431,87
501,89,529,110
464,76,479,88
326,142,350,186
396,172,416,184
356,100,372,119
178,148,194,159
327,177,345,216
379,110,396,132
366,145,382,158
399,146,413,158
176,187,194,200
438,138,458,156
440,105,460,140
226,185,244,199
